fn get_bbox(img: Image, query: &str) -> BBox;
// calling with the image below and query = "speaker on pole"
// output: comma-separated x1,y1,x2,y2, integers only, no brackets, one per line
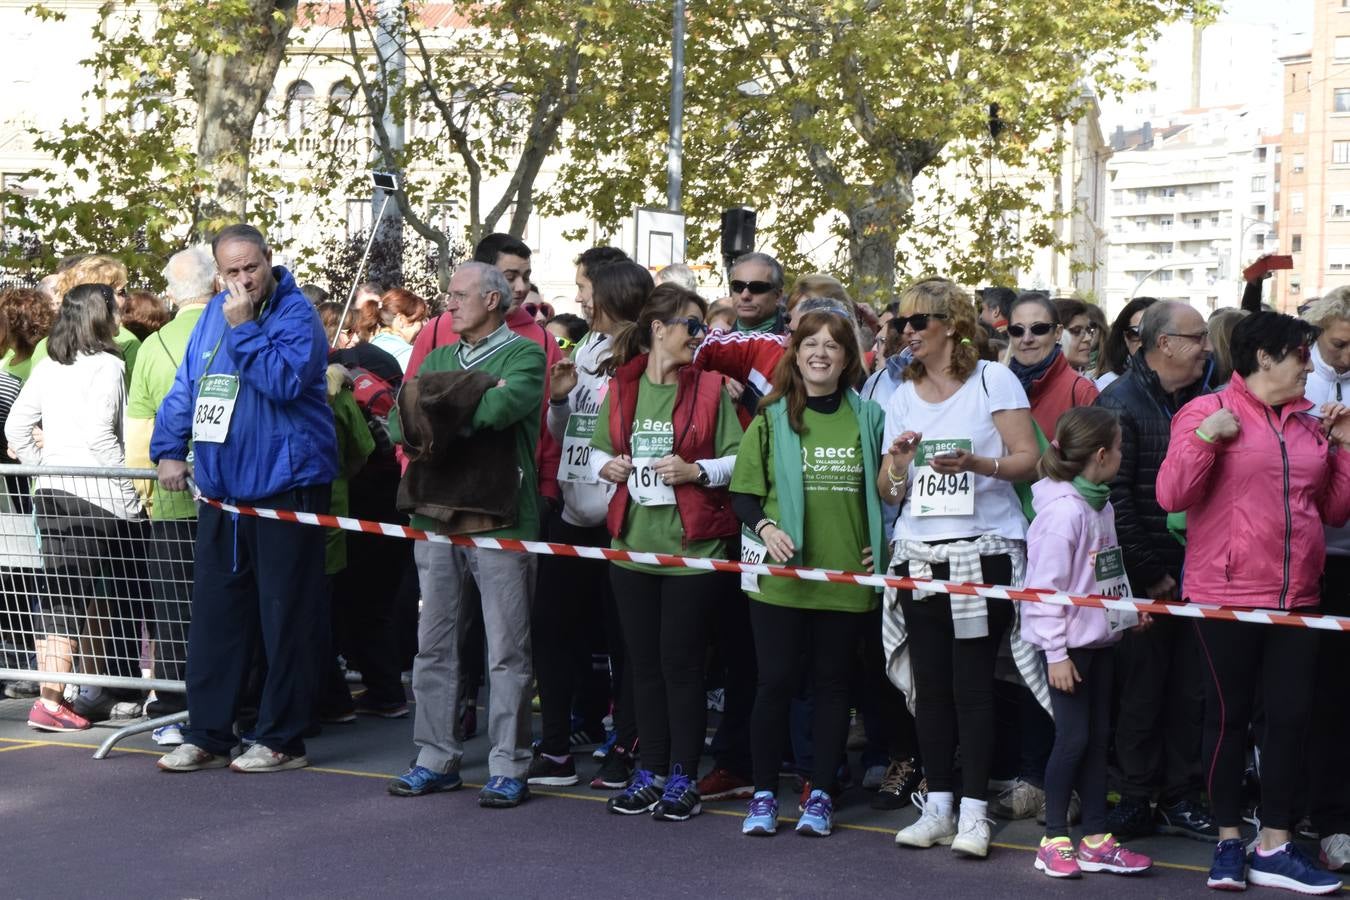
721,207,756,271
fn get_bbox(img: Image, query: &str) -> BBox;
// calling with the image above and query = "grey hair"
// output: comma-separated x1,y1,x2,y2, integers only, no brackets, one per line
211,223,269,257
161,245,217,304
459,261,513,314
655,262,699,292
1139,299,1188,352
1305,286,1350,328
731,252,784,290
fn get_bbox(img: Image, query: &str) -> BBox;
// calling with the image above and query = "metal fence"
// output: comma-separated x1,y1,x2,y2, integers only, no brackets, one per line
0,464,193,756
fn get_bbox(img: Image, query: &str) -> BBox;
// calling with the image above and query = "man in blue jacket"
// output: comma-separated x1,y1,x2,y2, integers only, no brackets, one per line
151,223,338,774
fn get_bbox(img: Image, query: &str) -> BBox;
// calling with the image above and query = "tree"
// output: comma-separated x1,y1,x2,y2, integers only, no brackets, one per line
2,0,297,281
549,0,1215,301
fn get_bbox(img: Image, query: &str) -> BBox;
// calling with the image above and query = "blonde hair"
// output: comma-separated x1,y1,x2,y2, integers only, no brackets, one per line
899,278,980,383
1305,286,1350,328
786,273,851,312
53,255,128,298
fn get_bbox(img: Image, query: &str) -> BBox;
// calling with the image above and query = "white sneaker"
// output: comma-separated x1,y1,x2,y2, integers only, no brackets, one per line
152,723,184,746
895,793,957,848
1321,833,1350,871
157,743,229,772
951,806,994,858
229,742,309,773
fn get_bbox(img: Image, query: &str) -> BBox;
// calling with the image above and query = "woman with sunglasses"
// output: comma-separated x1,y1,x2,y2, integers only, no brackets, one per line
877,278,1043,859
1094,297,1157,391
1055,298,1099,374
731,308,888,838
1007,295,1099,439
1157,312,1350,895
592,284,743,822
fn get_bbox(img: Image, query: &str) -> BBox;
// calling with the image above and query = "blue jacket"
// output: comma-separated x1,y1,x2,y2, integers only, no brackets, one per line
150,266,339,501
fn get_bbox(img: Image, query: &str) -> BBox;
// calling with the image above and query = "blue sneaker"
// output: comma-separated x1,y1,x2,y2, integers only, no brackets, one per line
742,790,779,835
652,766,701,822
592,729,618,760
388,765,463,797
479,775,530,808
152,723,184,746
1208,838,1247,891
796,789,833,837
1248,842,1342,895
608,768,664,815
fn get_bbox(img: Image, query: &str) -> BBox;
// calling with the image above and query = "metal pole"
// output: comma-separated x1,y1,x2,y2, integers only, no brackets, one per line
333,192,393,347
667,0,685,213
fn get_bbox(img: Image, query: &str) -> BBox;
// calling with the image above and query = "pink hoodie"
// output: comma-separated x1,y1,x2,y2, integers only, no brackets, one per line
1020,478,1124,663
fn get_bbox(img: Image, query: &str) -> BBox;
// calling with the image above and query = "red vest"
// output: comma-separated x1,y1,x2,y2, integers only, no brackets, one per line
605,354,738,543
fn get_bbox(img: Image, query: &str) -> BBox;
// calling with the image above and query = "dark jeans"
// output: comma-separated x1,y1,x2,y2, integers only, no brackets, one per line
1112,613,1204,804
1310,554,1350,835
1044,647,1113,838
182,485,329,757
896,554,1014,798
749,600,862,794
144,518,196,715
859,604,919,767
610,565,723,778
1195,616,1319,830
533,515,625,756
707,576,757,779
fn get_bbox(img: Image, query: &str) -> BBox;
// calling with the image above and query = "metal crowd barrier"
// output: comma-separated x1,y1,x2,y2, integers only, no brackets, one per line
0,465,192,757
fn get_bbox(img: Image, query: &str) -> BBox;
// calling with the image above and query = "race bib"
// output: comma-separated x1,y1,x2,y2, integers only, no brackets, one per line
628,457,676,507
560,413,598,483
193,374,239,444
740,525,767,593
1093,545,1139,632
911,439,974,517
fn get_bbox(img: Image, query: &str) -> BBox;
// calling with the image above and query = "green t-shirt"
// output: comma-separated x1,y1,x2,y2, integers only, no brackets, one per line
27,325,141,385
127,307,206,520
592,374,742,575
731,405,876,612
3,351,33,384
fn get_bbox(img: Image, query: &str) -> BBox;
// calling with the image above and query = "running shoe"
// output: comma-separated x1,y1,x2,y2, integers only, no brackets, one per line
479,775,530,808
895,793,957,848
608,769,663,815
1077,835,1152,875
697,766,754,801
27,700,90,732
1207,837,1248,891
387,765,463,797
652,767,701,822
1034,836,1082,879
1105,795,1154,841
592,729,618,760
990,778,1044,820
152,723,184,746
229,743,309,773
1248,843,1342,895
157,743,230,772
1322,833,1350,872
526,751,579,787
951,805,993,858
355,698,410,719
796,789,833,837
872,758,922,811
1158,799,1219,842
591,743,635,789
742,791,779,836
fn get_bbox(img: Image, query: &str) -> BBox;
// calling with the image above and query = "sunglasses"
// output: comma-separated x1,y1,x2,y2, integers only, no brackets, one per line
524,301,554,318
894,312,948,332
730,280,776,295
1124,325,1142,340
554,334,577,352
1066,324,1099,338
1008,322,1057,339
663,316,708,338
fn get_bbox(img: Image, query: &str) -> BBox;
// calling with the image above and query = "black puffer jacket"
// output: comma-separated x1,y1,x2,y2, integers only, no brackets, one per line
1094,352,1211,594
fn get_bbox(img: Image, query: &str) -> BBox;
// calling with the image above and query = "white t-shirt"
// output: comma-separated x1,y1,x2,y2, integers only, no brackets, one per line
883,360,1029,543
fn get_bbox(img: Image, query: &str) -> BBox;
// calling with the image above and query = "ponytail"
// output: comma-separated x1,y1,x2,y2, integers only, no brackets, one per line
596,283,704,377
599,321,644,377
1038,406,1119,482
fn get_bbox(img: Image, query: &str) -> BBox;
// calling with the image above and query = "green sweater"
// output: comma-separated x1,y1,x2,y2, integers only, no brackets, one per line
388,325,545,541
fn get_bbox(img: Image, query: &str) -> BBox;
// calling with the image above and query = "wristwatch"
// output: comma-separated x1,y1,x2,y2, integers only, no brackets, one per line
695,463,710,486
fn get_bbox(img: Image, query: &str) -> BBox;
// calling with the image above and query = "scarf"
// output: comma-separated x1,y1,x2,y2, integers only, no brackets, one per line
1071,476,1110,511
1009,345,1062,396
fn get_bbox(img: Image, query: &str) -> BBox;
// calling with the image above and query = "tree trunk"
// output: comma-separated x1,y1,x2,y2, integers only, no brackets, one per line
846,194,905,304
191,1,298,240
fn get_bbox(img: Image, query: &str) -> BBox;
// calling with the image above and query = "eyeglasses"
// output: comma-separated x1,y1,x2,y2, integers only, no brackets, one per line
1164,330,1210,344
663,316,708,338
1007,322,1057,339
730,280,776,295
1066,324,1099,339
554,334,577,352
894,313,948,332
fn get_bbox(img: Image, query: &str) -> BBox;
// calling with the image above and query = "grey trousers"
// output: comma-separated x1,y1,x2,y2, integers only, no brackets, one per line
411,541,535,778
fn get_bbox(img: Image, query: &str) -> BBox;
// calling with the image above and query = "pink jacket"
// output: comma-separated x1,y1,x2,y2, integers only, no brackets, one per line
1156,372,1350,610
1021,479,1124,662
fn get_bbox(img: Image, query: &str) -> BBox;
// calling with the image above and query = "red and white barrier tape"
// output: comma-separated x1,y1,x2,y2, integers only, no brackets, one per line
194,493,1350,632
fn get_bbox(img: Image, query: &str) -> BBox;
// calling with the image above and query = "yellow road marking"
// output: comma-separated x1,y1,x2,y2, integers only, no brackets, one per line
0,741,44,752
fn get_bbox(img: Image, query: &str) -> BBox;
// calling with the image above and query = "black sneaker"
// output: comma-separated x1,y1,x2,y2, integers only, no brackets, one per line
651,767,701,822
526,751,579,786
591,744,635,789
1157,799,1219,842
607,768,664,815
1105,795,1155,841
872,757,922,811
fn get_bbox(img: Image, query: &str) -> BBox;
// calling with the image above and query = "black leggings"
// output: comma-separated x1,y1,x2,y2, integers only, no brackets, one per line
896,554,1013,798
749,600,863,794
610,565,723,778
1043,647,1113,838
1195,617,1319,831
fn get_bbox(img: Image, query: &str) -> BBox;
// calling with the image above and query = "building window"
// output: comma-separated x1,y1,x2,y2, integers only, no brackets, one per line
1337,141,1350,165
1159,187,1177,198
1159,217,1174,230
1292,192,1305,214
345,198,371,238
1330,248,1350,272
1292,154,1305,174
1256,147,1268,162
1293,234,1303,253
1337,88,1350,113
1252,176,1267,191
285,80,316,137
1338,36,1350,58
1133,189,1148,203
1253,203,1267,219
1332,193,1350,217
1294,112,1307,133
1291,276,1302,295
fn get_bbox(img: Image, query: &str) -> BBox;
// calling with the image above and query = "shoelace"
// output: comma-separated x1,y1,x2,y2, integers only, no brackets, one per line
662,768,693,801
1046,840,1076,862
623,770,657,799
910,791,941,819
747,795,776,818
879,761,915,794
803,793,831,819
486,775,514,793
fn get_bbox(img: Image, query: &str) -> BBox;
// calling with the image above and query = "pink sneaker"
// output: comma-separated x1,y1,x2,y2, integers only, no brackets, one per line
1035,836,1082,879
27,699,91,732
1077,834,1152,875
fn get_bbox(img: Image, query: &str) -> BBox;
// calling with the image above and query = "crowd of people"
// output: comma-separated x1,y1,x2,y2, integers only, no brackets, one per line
2,226,1350,893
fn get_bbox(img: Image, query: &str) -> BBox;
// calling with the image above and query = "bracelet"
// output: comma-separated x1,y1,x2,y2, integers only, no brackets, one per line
1195,428,1216,444
990,456,1001,478
886,464,907,484
754,518,777,537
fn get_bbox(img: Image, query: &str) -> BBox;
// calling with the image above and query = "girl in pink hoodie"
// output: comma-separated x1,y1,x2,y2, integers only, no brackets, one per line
1022,407,1152,880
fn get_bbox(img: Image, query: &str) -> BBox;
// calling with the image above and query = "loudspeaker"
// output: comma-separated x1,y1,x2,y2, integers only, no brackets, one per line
721,208,756,260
